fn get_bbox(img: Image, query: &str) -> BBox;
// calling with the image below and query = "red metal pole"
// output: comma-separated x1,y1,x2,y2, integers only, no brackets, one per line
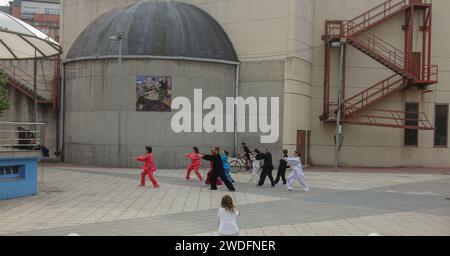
427,6,432,81
421,9,427,81
324,43,331,115
342,44,347,102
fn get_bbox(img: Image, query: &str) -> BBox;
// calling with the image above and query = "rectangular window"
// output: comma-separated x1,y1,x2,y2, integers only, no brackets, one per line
0,165,23,180
405,103,419,146
434,104,449,147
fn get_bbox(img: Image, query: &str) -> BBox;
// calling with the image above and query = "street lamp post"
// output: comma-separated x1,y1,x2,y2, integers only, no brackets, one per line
110,32,125,167
332,40,346,172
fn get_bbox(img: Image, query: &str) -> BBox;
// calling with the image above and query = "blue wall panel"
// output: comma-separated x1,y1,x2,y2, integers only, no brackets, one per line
0,157,39,200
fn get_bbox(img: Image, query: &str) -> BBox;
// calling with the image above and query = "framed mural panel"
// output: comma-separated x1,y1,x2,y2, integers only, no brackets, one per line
136,76,172,112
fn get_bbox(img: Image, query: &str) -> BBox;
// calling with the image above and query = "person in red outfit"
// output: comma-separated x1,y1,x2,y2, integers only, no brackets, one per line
205,161,223,186
185,147,203,181
135,146,159,188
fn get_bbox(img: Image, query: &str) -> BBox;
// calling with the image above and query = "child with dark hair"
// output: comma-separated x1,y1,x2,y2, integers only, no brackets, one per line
221,149,235,183
135,146,159,188
185,146,203,182
275,149,290,185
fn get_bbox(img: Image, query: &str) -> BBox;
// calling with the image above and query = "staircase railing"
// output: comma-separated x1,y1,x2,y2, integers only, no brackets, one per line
347,109,433,130
326,0,433,39
326,0,409,38
344,75,405,116
0,61,52,102
350,33,419,78
344,0,409,37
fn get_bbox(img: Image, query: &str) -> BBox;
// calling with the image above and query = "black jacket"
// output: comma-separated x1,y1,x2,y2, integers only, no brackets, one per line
202,154,225,173
256,152,274,170
279,154,290,169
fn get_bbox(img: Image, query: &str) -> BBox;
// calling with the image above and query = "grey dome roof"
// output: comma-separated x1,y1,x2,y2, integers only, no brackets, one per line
66,1,238,62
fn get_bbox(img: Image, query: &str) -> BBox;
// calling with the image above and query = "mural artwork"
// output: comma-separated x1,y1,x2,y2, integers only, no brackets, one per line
136,76,172,112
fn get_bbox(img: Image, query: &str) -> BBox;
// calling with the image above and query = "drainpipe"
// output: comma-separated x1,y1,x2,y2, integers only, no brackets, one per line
234,63,240,157
60,64,65,161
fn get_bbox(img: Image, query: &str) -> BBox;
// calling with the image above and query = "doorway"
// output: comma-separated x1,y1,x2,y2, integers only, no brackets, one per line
296,130,310,166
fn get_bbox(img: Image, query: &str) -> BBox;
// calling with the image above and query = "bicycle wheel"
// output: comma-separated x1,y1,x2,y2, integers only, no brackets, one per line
229,160,242,173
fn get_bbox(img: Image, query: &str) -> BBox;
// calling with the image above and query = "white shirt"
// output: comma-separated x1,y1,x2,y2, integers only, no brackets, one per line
218,207,240,236
285,156,303,173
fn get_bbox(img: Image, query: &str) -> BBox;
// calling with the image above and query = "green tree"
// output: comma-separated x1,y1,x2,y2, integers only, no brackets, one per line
0,70,10,115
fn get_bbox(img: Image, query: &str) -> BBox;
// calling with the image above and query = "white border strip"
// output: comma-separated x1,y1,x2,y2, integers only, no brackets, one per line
63,55,240,65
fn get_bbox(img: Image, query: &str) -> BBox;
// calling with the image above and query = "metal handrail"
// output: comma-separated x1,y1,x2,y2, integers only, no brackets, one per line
345,75,403,106
0,122,45,152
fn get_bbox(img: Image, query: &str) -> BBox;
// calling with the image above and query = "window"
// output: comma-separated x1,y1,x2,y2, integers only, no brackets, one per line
22,6,37,15
434,104,449,147
404,103,419,146
0,165,23,180
44,8,59,15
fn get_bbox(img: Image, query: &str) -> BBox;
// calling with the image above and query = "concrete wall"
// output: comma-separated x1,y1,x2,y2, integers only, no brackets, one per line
64,59,239,168
311,0,450,167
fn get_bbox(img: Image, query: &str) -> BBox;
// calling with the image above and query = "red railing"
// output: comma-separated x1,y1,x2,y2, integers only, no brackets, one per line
326,0,432,39
0,61,52,103
344,75,405,116
350,33,419,79
346,109,433,130
421,64,438,82
344,0,409,37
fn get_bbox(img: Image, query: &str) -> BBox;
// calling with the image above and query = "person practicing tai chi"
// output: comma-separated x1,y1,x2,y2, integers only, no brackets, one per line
205,161,223,186
284,150,310,192
256,148,275,187
241,142,252,170
202,147,236,191
221,149,235,183
185,147,203,182
275,149,290,185
135,146,159,188
249,149,262,182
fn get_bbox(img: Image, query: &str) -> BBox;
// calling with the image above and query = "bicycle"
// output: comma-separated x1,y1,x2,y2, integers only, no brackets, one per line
229,154,251,173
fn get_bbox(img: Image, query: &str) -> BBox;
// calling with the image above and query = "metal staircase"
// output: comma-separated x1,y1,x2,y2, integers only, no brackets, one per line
349,33,417,80
0,61,55,105
321,0,437,130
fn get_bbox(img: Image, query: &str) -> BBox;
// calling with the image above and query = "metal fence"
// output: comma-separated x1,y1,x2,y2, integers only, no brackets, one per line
0,122,46,152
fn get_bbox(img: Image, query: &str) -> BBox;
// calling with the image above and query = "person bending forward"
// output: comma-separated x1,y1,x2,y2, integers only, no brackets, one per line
202,147,236,191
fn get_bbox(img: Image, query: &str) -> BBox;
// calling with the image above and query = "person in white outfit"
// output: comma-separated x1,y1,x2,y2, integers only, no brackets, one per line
249,149,262,182
284,150,311,192
218,195,240,236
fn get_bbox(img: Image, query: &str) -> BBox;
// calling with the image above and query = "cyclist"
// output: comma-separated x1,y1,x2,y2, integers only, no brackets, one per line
241,143,252,170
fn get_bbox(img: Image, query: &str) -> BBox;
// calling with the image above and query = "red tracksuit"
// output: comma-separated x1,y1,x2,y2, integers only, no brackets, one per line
185,153,203,181
136,153,159,188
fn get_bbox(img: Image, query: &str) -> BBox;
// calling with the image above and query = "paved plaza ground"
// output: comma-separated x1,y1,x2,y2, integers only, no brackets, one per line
0,163,449,236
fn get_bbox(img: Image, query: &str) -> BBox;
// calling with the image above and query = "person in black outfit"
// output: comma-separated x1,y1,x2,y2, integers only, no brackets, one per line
275,149,290,185
256,148,275,187
202,147,236,191
241,143,252,170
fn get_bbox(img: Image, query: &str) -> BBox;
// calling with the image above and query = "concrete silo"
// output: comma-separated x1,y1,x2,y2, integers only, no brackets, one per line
63,1,239,168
